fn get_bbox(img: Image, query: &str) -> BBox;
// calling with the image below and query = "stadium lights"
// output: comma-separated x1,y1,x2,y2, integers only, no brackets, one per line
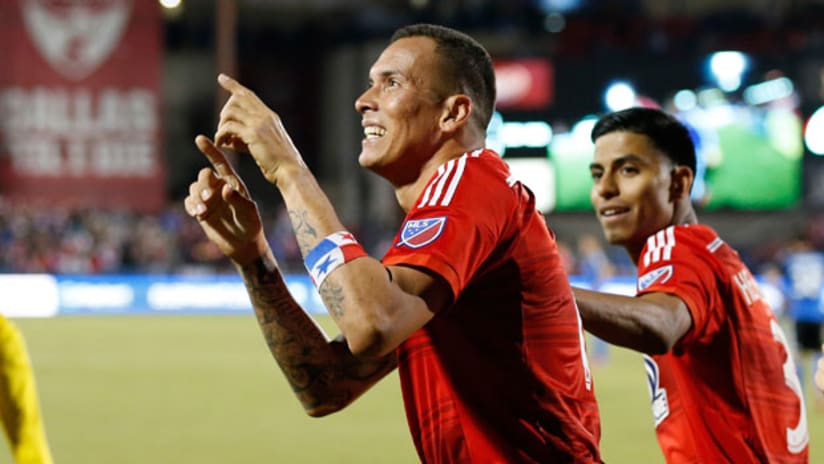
805,105,824,156
708,51,749,92
543,13,566,33
572,115,598,142
159,0,182,9
743,77,794,106
537,0,582,13
673,89,697,112
486,111,553,157
696,88,727,107
500,121,553,148
604,81,636,112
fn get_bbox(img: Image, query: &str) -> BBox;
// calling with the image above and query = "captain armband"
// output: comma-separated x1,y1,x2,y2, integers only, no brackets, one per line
303,231,368,288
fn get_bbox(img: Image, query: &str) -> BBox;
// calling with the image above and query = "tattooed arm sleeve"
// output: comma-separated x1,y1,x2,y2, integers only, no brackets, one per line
239,253,397,416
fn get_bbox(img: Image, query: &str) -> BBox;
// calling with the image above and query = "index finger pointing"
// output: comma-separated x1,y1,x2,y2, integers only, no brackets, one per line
195,135,236,178
195,135,251,197
217,74,262,110
218,73,247,94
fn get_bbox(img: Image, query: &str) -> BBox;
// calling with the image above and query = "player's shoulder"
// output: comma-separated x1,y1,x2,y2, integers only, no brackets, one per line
456,148,510,182
673,223,721,247
413,148,511,211
640,224,721,267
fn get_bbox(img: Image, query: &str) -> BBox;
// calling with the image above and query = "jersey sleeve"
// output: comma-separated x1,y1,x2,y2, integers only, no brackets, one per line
636,226,723,349
382,152,516,301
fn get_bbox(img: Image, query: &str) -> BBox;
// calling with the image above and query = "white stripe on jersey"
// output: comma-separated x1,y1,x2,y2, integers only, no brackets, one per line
643,226,676,266
417,153,470,208
440,156,466,206
706,237,723,253
426,159,455,207
417,164,447,207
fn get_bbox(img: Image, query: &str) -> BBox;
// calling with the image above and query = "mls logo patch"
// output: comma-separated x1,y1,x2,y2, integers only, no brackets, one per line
398,216,447,249
638,265,673,291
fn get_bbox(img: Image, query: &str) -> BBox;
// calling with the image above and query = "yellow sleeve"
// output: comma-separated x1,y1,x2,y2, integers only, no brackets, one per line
0,315,53,464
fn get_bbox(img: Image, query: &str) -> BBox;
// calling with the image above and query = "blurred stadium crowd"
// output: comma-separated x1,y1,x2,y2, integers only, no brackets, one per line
4,196,823,286
0,198,392,276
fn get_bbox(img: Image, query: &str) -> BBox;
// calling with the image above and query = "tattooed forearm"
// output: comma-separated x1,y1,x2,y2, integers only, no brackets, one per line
240,256,332,391
288,209,319,256
237,255,394,414
319,281,345,319
244,256,293,326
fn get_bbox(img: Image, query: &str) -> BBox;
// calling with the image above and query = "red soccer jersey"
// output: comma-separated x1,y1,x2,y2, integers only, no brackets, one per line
382,149,602,464
636,224,808,463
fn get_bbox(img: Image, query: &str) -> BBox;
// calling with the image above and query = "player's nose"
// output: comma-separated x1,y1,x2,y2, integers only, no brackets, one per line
355,86,377,114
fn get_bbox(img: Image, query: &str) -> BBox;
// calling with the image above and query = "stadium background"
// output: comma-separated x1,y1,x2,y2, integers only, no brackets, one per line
1,0,824,462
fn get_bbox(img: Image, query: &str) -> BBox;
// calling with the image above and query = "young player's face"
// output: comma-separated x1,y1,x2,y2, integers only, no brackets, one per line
354,36,449,183
589,131,676,258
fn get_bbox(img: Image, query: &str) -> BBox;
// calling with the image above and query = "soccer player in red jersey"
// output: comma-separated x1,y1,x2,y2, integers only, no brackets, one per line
575,107,808,463
184,24,602,463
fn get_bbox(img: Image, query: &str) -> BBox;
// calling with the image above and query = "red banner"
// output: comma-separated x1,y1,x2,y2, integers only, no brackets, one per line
0,0,165,212
494,59,554,111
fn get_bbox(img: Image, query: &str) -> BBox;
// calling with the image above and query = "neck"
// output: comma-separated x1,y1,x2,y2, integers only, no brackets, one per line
673,199,698,227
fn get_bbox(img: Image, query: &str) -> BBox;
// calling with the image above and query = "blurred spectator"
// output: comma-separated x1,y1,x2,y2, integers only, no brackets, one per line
781,233,824,409
758,262,788,320
576,233,615,283
2,195,823,302
556,239,577,277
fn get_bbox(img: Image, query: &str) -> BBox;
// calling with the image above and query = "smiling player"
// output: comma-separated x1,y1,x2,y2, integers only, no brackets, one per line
574,107,808,463
184,23,601,463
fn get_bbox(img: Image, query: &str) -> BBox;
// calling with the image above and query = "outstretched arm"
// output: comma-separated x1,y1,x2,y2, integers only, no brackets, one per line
212,74,448,358
573,288,692,354
184,137,397,416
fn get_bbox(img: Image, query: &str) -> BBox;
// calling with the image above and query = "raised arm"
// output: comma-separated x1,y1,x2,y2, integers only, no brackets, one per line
184,137,397,416
573,287,693,354
213,74,447,358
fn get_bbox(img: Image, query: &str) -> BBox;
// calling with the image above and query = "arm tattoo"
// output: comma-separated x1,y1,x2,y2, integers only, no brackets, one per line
319,281,345,319
239,255,394,413
241,255,336,402
288,209,318,256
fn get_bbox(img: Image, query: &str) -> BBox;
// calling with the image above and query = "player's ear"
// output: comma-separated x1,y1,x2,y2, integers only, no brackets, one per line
670,165,694,201
439,94,472,133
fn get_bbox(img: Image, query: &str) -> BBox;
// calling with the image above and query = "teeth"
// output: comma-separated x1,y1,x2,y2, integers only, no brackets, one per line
364,126,386,138
602,208,624,216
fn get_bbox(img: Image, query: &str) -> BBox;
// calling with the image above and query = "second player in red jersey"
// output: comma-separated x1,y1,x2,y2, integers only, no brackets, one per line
574,107,808,463
637,224,807,462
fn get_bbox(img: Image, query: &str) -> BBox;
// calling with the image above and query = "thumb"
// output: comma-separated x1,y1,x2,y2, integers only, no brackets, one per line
221,182,237,201
221,182,252,207
222,183,261,223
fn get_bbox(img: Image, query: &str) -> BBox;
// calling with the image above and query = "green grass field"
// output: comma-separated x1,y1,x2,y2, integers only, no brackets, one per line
2,315,821,463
